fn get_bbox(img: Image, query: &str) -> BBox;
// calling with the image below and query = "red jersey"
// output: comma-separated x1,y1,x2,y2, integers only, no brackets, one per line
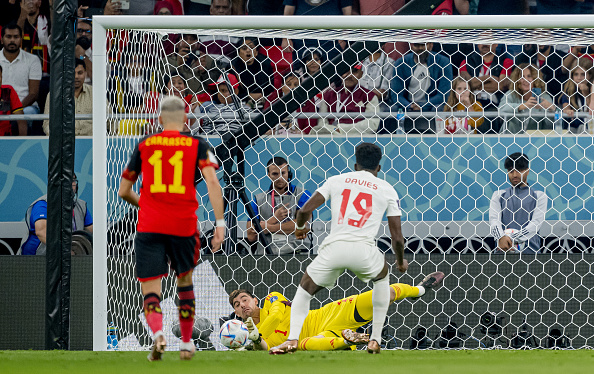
121,131,219,236
0,85,23,136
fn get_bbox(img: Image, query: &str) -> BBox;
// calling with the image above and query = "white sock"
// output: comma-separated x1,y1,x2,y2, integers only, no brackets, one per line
287,286,313,341
370,276,390,343
417,286,426,297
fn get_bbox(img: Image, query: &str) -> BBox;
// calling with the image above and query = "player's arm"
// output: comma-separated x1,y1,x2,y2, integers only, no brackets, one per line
118,178,140,207
489,190,511,251
257,300,288,339
295,192,326,240
118,142,142,207
388,215,407,272
202,165,225,252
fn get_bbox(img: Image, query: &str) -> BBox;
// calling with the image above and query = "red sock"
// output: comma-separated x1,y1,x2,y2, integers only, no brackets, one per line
143,293,163,335
178,285,195,343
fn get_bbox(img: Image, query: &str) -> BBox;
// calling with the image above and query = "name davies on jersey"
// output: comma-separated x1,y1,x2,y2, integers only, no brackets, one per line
344,177,378,190
145,136,194,147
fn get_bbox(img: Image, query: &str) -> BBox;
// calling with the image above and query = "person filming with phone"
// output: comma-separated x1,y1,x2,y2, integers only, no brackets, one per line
499,63,557,134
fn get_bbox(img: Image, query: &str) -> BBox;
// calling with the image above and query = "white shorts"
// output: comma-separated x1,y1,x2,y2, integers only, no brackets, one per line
306,240,386,288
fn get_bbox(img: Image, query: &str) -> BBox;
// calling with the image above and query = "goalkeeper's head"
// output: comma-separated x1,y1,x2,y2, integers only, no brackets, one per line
354,142,382,175
159,95,187,131
229,289,259,320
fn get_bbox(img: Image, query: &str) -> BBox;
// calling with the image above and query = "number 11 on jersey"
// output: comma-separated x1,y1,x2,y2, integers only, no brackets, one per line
338,189,373,228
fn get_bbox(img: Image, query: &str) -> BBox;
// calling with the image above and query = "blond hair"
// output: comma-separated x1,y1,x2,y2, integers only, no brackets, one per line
159,95,186,126
562,58,593,110
510,63,545,97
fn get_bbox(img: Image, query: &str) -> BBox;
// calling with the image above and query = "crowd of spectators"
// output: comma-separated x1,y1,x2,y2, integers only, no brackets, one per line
1,0,594,136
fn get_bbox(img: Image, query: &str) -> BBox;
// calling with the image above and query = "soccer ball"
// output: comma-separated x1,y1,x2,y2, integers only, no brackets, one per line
219,319,249,349
503,229,527,252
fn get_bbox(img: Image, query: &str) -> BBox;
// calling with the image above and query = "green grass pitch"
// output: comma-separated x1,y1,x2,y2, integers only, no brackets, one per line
1,350,593,374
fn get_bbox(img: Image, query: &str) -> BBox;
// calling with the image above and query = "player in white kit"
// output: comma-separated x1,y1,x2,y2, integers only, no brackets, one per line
269,143,444,355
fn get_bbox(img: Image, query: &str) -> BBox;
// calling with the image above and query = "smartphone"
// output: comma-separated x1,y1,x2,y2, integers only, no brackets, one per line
532,87,542,103
119,0,130,10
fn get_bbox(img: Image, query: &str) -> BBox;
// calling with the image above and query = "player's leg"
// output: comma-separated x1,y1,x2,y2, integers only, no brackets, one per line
177,270,196,360
270,271,324,354
135,233,169,361
270,246,343,354
368,263,390,354
168,232,201,360
298,330,368,351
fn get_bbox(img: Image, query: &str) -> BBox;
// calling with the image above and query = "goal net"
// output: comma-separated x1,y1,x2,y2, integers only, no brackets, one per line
93,15,594,351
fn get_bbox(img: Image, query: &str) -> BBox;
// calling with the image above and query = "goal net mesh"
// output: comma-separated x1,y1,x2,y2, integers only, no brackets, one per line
99,22,594,351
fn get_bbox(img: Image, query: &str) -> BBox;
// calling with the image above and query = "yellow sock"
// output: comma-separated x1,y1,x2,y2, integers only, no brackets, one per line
354,283,422,321
390,283,420,301
299,336,350,351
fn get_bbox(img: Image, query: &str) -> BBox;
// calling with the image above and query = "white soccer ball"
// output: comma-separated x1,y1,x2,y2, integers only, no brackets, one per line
503,229,527,252
219,319,249,349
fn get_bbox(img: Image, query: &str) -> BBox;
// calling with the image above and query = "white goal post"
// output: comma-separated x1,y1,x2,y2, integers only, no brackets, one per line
93,15,594,351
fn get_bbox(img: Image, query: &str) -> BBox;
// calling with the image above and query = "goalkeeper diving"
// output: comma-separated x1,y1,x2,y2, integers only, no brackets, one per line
229,271,444,351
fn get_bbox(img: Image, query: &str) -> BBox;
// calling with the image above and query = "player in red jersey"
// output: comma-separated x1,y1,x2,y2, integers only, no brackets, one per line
118,96,225,361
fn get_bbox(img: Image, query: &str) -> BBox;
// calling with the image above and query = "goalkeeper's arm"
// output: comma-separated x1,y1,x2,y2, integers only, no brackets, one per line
244,317,267,351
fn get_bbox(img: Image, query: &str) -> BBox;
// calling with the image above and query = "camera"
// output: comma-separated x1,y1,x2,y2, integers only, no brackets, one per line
410,326,430,349
479,312,504,336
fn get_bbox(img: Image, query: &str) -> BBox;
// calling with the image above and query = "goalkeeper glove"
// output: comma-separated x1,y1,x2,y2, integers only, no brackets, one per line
245,317,262,344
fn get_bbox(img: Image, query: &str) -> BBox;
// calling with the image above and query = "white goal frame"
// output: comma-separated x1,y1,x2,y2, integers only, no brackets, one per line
92,14,594,351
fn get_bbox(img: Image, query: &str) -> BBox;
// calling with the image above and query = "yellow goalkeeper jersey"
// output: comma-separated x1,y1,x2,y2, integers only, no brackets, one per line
256,291,364,349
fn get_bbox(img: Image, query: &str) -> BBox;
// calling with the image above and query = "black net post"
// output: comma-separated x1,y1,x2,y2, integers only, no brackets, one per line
45,0,78,350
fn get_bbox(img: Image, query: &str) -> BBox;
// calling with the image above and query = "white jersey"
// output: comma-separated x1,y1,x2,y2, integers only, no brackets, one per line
316,170,402,246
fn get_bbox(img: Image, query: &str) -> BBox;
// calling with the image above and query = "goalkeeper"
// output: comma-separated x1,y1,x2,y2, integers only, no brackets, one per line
229,272,443,351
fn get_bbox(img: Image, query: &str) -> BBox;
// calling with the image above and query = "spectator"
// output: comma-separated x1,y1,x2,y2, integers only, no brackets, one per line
515,44,566,101
75,18,93,84
232,37,274,105
247,0,284,15
108,43,155,114
314,63,380,134
282,0,351,60
390,42,453,134
0,0,21,28
459,44,513,110
144,74,196,134
21,174,93,255
198,73,251,135
154,2,183,55
18,0,52,114
154,0,183,15
294,48,324,81
490,152,547,254
559,58,594,134
0,65,27,136
563,45,594,75
43,60,93,136
0,23,42,132
359,45,395,109
246,156,312,255
198,0,239,65
263,71,312,135
473,0,529,14
165,34,215,95
441,77,484,134
536,0,583,14
498,63,556,134
184,0,211,15
459,43,513,132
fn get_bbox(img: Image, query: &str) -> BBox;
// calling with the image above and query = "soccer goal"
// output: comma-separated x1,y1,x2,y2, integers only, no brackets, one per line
93,15,594,351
